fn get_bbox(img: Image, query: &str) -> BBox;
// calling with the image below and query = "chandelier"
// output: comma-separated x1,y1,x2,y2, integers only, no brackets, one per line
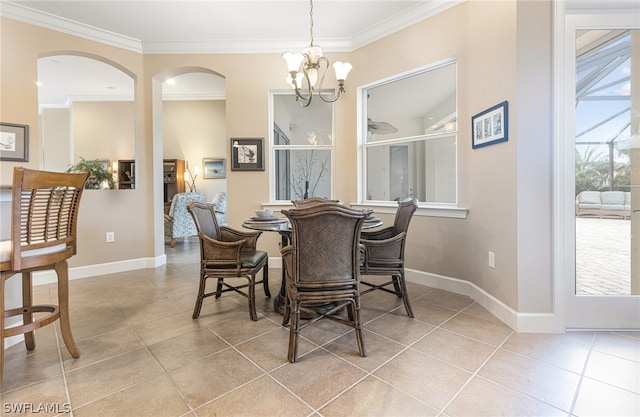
282,0,352,107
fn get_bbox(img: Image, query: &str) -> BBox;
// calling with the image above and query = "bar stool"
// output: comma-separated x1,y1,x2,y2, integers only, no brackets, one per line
0,167,89,388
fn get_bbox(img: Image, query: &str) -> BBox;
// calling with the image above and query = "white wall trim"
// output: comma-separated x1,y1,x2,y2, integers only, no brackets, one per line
32,255,166,286
405,268,557,333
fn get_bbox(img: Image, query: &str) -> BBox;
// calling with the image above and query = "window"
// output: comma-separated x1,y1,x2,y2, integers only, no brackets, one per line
361,59,457,204
270,92,333,202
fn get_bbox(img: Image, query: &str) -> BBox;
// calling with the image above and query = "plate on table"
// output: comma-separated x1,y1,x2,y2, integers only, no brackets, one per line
248,216,288,223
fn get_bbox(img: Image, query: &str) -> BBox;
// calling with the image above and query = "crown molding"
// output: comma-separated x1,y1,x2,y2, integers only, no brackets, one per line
2,0,464,55
1,1,143,53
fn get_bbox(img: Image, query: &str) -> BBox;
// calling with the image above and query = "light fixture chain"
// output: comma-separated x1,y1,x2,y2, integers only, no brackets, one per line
309,0,314,46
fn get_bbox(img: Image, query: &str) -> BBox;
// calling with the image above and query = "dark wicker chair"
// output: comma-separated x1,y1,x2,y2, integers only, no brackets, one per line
281,203,372,362
1,167,89,388
291,197,339,208
187,202,270,321
359,198,418,318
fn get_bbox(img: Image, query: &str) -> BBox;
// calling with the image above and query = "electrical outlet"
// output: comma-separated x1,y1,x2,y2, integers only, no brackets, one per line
106,232,115,243
488,251,495,268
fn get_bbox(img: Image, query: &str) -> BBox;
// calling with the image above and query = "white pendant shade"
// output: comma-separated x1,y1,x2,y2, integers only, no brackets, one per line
282,52,304,72
332,61,352,81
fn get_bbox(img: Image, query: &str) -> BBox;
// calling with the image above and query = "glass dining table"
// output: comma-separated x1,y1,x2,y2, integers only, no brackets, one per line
243,213,383,315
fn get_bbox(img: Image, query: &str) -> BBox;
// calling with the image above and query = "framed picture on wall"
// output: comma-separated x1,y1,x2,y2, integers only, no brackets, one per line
203,158,226,178
0,122,29,162
230,138,264,171
472,101,508,149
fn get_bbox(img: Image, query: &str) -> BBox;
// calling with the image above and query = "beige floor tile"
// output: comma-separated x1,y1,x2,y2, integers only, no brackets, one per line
416,289,474,311
501,332,593,373
206,315,282,345
319,375,438,417
60,327,144,371
441,312,513,346
585,350,640,394
0,375,69,416
461,302,503,323
66,308,128,343
373,348,471,410
411,328,496,372
478,349,580,412
365,313,435,346
191,298,253,326
592,332,640,363
194,375,313,417
408,299,459,327
73,374,190,417
286,317,351,347
148,327,230,371
130,310,205,347
2,348,63,392
234,327,315,371
444,376,566,417
323,329,406,372
66,347,163,407
169,349,263,408
3,243,634,417
573,377,640,417
270,349,367,409
117,296,185,324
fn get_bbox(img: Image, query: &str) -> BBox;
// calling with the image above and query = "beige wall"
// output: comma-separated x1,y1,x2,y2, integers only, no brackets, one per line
163,100,227,201
0,0,555,319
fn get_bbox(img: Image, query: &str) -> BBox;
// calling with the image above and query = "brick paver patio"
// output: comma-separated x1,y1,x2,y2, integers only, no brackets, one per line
576,217,631,295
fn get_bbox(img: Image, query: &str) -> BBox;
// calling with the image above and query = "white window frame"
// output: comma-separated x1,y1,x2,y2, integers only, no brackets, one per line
268,90,335,204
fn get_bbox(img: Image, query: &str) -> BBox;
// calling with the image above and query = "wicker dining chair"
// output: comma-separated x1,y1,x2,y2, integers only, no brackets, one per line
359,198,418,318
186,202,270,321
281,203,372,362
291,197,339,208
0,167,89,388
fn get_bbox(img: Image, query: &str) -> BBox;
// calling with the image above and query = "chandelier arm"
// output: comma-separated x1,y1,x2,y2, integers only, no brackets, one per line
316,57,341,103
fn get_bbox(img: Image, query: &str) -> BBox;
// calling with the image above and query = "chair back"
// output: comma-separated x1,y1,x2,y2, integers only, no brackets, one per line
186,202,221,240
167,192,205,238
283,204,371,286
291,197,339,209
392,198,418,236
7,167,89,271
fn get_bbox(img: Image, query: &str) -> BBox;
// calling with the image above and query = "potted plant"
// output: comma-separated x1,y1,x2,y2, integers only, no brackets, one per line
66,157,116,189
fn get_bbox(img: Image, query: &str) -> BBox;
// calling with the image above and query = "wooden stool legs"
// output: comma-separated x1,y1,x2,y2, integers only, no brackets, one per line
1,261,80,389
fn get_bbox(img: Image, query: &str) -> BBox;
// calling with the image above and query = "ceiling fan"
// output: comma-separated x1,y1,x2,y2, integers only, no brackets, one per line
367,118,398,135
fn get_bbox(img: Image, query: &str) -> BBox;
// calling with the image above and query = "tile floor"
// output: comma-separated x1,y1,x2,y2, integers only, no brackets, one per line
1,239,639,416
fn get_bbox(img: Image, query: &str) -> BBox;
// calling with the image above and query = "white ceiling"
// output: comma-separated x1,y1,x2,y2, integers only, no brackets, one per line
2,0,462,106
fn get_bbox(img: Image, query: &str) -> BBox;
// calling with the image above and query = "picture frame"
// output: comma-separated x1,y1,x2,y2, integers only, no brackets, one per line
0,122,29,162
203,158,226,179
230,137,264,171
97,159,110,172
472,101,508,149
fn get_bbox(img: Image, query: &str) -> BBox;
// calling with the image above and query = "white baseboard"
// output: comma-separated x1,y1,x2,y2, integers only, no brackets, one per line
405,269,558,333
32,255,167,286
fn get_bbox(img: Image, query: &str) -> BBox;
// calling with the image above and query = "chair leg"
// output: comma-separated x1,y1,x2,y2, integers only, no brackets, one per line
55,262,79,358
391,275,402,298
170,238,176,248
192,271,207,319
215,278,223,298
353,298,366,357
21,272,35,350
262,260,270,298
248,274,257,321
398,271,414,318
288,300,300,363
